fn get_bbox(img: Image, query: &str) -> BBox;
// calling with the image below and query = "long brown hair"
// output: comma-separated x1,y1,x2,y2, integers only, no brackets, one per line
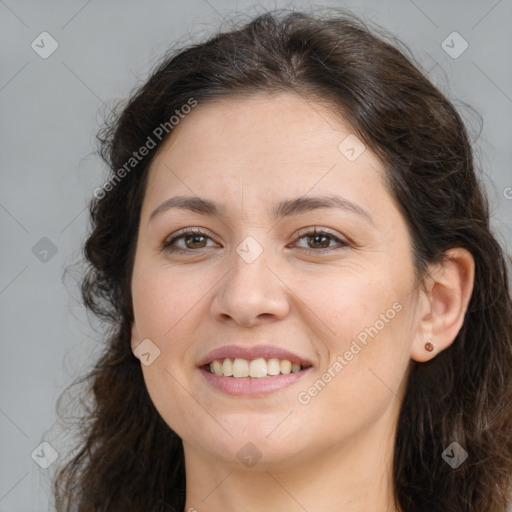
53,8,512,511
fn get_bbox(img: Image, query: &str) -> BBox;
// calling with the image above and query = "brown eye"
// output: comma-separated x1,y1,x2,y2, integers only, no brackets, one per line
306,233,331,249
162,229,216,253
183,234,208,249
293,228,350,255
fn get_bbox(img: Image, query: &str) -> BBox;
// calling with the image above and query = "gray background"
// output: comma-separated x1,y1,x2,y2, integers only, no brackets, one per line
1,0,511,510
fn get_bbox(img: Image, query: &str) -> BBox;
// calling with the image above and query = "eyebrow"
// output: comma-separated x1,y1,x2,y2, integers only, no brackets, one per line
149,194,376,227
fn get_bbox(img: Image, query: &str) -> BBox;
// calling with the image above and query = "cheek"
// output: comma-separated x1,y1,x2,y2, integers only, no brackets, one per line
140,365,206,443
300,269,413,403
131,261,210,344
302,267,405,347
293,306,412,450
131,262,216,431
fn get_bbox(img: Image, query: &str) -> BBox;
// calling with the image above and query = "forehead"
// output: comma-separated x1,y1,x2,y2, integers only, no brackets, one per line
143,92,388,213
155,92,357,161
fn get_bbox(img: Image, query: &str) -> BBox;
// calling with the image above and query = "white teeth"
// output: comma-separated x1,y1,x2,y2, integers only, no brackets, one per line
249,358,267,378
207,357,308,377
280,360,292,375
233,358,249,378
210,360,223,376
267,358,281,376
222,358,233,377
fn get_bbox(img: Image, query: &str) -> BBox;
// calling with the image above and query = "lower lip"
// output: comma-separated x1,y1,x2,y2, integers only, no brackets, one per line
199,367,313,397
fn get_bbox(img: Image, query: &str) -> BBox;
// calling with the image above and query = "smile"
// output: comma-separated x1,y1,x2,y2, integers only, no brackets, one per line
205,357,312,378
198,344,314,396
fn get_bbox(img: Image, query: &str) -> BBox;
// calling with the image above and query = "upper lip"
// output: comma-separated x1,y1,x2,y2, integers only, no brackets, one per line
198,344,314,368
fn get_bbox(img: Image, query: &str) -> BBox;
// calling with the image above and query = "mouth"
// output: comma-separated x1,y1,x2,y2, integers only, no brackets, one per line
198,345,314,397
204,357,313,378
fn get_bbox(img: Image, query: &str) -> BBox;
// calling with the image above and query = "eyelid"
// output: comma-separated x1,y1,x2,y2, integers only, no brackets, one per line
295,226,344,239
162,227,216,248
164,226,213,241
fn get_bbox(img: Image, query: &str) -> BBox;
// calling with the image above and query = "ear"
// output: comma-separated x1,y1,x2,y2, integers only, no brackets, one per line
411,248,475,362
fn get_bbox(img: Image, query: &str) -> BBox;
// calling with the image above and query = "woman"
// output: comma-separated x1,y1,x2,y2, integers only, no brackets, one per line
53,8,512,512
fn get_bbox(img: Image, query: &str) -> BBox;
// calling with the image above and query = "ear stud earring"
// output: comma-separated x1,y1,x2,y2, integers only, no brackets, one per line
424,341,435,352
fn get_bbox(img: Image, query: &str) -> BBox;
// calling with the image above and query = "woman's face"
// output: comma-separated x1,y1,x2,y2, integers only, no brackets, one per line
130,92,426,470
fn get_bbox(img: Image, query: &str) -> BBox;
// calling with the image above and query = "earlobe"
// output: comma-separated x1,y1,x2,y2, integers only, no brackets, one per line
411,248,475,363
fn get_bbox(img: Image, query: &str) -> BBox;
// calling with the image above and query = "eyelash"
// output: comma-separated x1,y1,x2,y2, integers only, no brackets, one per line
161,227,350,256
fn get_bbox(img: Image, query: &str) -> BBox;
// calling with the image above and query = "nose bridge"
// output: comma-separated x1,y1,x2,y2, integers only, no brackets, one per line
212,232,290,324
232,233,271,286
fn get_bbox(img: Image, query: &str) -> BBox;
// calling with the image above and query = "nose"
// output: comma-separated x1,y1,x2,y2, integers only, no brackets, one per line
210,241,291,327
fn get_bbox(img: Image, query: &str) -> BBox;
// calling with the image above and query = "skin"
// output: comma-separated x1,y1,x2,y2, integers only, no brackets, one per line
130,92,475,512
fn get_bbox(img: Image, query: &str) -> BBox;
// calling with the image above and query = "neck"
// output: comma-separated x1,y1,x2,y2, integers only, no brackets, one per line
183,415,400,512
